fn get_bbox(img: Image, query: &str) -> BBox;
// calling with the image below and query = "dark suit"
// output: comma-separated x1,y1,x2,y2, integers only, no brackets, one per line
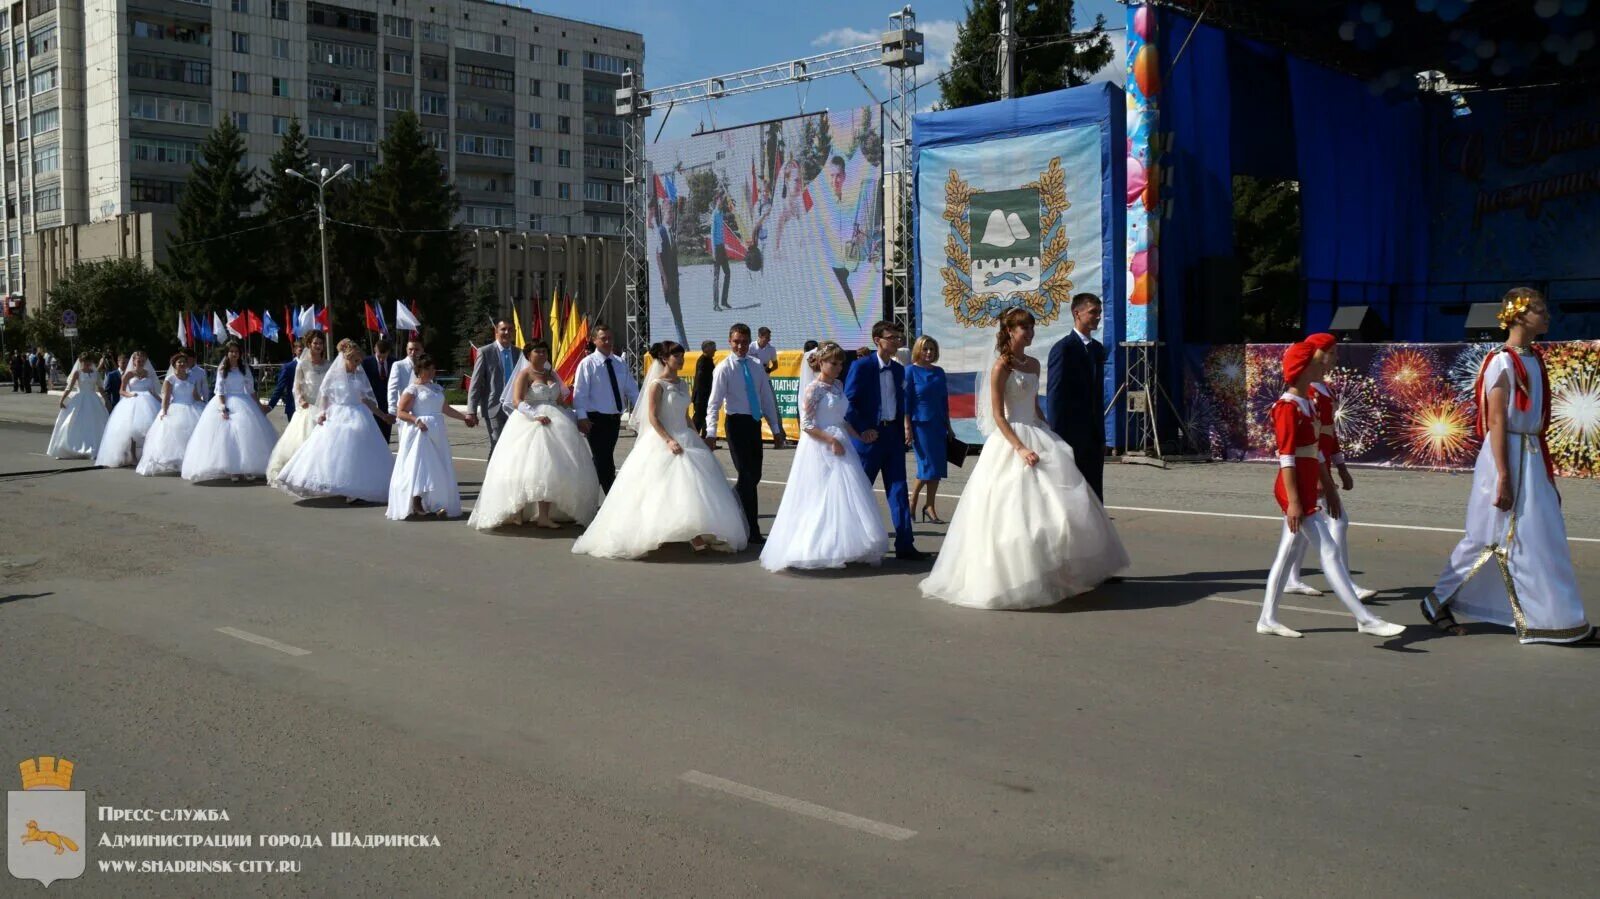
267,357,298,421
844,354,915,552
359,354,393,440
1046,332,1107,500
102,368,122,412
691,353,715,435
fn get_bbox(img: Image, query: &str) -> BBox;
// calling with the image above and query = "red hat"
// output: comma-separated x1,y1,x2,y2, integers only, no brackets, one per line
1282,342,1315,385
1303,332,1336,352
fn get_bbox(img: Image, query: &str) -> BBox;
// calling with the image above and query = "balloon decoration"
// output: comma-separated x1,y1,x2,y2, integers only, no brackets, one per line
1133,5,1154,40
1127,155,1147,206
1134,45,1161,97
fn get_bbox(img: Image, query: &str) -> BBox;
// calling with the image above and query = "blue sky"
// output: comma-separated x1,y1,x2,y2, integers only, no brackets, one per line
525,0,1127,141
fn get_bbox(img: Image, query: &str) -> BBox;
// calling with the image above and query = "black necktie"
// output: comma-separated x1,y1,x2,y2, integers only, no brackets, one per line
604,357,623,412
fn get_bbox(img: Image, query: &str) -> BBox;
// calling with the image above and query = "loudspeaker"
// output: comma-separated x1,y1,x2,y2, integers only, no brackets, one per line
1464,302,1502,339
1328,305,1387,342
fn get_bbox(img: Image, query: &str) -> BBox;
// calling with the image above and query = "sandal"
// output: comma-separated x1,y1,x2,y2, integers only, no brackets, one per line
1420,597,1467,636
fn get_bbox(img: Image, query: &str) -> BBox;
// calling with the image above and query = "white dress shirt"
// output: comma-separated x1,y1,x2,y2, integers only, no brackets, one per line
749,341,779,372
386,357,415,414
704,352,782,438
876,354,897,421
572,351,639,418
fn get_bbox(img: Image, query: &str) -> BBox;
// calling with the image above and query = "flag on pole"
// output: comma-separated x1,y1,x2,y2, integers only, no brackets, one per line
177,312,189,347
297,305,316,336
245,309,264,337
512,305,528,347
190,313,204,346
211,311,227,344
394,300,420,332
374,303,389,338
363,301,380,333
225,309,244,338
316,305,329,331
261,310,280,342
283,306,295,342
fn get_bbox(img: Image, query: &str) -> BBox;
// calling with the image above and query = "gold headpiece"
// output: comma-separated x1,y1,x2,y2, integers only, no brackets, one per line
1496,292,1535,330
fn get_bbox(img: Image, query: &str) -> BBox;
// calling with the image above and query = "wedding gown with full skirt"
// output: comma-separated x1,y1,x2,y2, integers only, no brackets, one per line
387,382,462,519
920,369,1129,609
469,380,601,529
183,368,279,481
273,364,394,503
135,375,206,475
571,379,748,559
46,367,108,459
266,358,331,482
94,372,162,467
760,379,888,571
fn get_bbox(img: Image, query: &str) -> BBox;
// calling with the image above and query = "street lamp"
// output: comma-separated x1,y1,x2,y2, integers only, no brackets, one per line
284,164,353,336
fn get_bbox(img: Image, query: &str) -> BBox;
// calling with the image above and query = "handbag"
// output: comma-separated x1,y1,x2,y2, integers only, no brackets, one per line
945,432,970,468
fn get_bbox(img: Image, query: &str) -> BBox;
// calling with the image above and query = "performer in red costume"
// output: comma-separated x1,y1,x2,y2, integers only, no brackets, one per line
1257,342,1405,639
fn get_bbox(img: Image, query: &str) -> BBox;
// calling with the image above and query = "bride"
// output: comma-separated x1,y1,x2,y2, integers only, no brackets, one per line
469,340,602,530
95,350,162,468
136,353,206,475
46,352,109,459
183,339,279,482
921,308,1129,609
265,331,331,482
273,338,394,504
388,352,473,520
572,341,748,559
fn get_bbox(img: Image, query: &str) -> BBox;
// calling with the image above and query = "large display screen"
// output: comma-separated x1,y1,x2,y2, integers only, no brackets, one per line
645,105,884,349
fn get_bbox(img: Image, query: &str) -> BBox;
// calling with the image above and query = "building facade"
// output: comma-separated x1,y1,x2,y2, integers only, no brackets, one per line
1,0,640,302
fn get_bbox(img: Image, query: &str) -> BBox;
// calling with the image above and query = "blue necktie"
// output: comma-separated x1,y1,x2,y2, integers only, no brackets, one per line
738,357,760,418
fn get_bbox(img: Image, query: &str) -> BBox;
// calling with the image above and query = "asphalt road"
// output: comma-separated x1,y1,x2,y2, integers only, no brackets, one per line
1,390,1597,897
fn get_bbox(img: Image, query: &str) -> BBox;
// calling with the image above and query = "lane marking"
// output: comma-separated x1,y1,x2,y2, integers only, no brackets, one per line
680,770,916,841
1202,595,1348,618
216,627,311,656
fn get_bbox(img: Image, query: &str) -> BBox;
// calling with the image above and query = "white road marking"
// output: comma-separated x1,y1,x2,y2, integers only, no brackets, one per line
679,770,916,841
1201,595,1349,618
216,627,311,656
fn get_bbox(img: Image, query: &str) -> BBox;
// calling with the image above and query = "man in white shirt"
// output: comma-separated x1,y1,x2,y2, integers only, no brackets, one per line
571,323,639,492
750,326,780,374
387,335,422,418
703,322,785,543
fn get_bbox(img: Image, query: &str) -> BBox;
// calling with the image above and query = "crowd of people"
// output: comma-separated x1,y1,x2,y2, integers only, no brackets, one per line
20,288,1589,643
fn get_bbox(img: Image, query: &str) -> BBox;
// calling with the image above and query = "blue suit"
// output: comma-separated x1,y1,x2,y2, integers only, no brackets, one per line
267,357,297,421
844,354,915,552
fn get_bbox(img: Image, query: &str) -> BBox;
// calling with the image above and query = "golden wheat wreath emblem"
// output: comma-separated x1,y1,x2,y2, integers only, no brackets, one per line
940,156,1074,329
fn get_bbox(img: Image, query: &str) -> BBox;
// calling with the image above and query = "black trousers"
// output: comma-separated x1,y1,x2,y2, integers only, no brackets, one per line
1066,434,1105,502
713,247,731,309
725,413,763,540
587,412,622,493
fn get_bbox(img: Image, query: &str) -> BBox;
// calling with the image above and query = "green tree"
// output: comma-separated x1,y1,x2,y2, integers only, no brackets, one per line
455,274,498,371
364,112,465,358
324,175,381,333
24,260,175,359
1233,175,1303,341
259,119,322,318
161,118,262,316
939,0,1115,110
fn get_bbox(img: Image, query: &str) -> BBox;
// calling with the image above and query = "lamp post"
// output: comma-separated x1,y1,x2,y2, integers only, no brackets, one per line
285,164,352,336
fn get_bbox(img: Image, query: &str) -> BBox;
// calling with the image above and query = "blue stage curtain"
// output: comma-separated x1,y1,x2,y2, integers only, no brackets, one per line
1289,58,1430,337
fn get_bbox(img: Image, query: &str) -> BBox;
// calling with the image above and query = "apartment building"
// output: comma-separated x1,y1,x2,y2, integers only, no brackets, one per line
0,0,641,300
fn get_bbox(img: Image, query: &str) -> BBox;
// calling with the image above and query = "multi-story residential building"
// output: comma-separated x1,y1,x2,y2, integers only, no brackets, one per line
0,0,640,303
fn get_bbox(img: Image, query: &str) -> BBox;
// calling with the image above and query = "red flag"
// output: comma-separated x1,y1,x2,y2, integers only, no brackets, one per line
316,306,330,330
530,299,542,339
283,306,295,342
802,186,814,212
363,301,379,332
227,310,251,337
246,309,263,336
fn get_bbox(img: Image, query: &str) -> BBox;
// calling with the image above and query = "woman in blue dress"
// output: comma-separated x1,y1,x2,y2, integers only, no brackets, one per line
904,335,952,523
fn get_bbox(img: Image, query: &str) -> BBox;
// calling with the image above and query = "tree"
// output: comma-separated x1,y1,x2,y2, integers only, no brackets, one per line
259,119,323,316
939,0,1116,110
23,260,175,359
161,118,262,315
364,112,465,360
1233,176,1303,341
455,274,498,371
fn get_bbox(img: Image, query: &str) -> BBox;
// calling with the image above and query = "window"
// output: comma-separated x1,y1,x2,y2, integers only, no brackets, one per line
383,86,412,111
557,82,571,101
584,181,622,203
30,143,58,174
557,115,570,134
528,214,544,230
529,78,541,97
423,128,447,150
557,148,571,167
230,31,248,54
309,78,373,106
271,76,290,97
272,115,291,135
27,24,55,57
583,83,612,105
131,179,179,203
28,67,56,94
30,0,59,17
271,0,289,20
130,18,212,47
384,51,410,74
463,205,512,226
231,70,248,92
232,111,249,131
528,44,542,62
455,29,513,56
310,39,374,70
308,115,375,143
582,51,633,74
586,213,622,235
528,112,542,129
420,55,446,80
457,172,512,193
29,107,57,135
133,136,202,164
129,54,212,84
272,37,290,59
528,145,542,163
34,186,60,213
419,22,447,43
584,145,621,170
529,179,542,196
230,0,247,12
383,15,411,38
130,93,212,125
420,91,447,116
454,132,513,158
456,99,511,125
557,49,569,66
306,2,375,33
455,63,513,91
584,115,623,138
557,182,571,200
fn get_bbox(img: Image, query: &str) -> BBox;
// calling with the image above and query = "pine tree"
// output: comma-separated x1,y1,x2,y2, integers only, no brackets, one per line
455,274,498,371
364,111,464,359
259,119,323,320
162,118,262,316
939,0,1115,110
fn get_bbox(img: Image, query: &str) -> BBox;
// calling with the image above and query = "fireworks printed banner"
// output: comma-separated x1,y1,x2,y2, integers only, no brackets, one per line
1184,341,1600,478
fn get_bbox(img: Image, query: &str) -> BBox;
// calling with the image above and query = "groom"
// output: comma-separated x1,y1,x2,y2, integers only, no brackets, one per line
704,323,784,544
844,321,926,561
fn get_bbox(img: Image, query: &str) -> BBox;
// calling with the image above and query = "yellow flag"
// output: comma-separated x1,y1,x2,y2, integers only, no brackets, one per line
511,305,528,347
548,289,563,360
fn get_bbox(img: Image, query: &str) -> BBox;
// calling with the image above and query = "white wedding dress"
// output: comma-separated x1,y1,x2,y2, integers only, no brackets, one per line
273,363,394,503
46,365,108,459
183,368,278,481
94,369,162,467
921,368,1129,609
266,356,331,482
761,378,888,571
470,379,602,529
387,381,462,519
136,373,206,476
572,378,748,559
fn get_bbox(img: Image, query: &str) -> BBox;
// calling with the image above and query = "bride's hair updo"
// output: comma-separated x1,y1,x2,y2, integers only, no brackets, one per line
413,354,436,374
336,338,362,361
811,342,845,372
995,308,1036,368
523,339,550,358
654,340,685,361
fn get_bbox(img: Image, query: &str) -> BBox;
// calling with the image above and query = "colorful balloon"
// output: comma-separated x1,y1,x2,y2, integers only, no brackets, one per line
1134,46,1161,97
1131,250,1149,279
1142,163,1161,211
1127,156,1147,206
1134,5,1155,41
1130,273,1152,306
